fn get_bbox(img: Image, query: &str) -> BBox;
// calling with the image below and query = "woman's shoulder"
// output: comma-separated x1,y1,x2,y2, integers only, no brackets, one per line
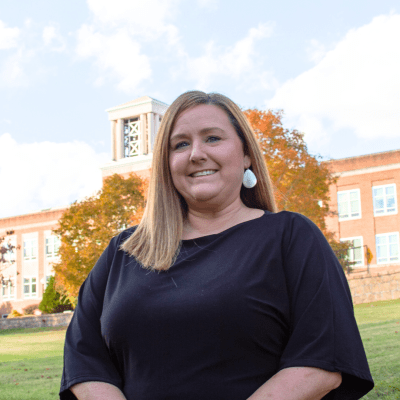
108,225,138,250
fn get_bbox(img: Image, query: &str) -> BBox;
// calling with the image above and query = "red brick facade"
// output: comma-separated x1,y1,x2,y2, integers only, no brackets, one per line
324,149,400,272
0,207,66,315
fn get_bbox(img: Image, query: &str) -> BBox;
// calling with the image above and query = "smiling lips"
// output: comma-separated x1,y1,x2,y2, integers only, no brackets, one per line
190,170,218,177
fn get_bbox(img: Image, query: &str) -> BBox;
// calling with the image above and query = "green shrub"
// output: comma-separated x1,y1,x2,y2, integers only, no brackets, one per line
39,276,74,314
22,304,41,315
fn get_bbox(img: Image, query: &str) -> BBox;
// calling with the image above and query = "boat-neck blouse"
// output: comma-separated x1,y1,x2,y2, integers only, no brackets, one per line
60,210,374,400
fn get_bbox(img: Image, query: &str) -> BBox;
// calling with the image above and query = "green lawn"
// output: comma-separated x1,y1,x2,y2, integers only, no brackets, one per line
0,326,66,400
0,300,399,400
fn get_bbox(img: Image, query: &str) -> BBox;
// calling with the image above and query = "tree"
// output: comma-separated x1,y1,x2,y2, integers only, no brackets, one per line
39,275,73,314
52,173,147,301
243,108,352,270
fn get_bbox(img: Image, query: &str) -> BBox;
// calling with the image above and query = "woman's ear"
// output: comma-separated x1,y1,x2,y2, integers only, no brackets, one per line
244,155,251,170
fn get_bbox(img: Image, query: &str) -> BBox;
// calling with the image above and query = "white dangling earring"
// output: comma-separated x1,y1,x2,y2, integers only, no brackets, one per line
243,169,257,188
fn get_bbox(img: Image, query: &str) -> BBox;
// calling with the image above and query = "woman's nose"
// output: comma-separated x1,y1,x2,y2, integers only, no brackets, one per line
189,141,207,162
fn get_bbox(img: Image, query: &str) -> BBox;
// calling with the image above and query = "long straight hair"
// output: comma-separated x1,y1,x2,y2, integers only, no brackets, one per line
121,91,277,271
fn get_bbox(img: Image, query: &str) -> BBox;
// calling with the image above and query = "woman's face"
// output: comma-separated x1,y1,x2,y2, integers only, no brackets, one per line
169,104,251,212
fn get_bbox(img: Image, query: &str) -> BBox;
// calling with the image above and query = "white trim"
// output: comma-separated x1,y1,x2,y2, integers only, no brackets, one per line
333,162,400,178
23,276,38,299
0,220,59,234
375,232,399,265
340,236,364,266
45,234,61,259
372,183,398,217
23,237,38,261
337,188,362,221
1,276,15,300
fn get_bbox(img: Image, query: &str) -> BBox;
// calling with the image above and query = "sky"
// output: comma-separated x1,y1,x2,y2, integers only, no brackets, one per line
0,0,399,219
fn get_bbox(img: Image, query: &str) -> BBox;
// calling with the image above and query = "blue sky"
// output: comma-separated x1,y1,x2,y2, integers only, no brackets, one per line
0,0,399,218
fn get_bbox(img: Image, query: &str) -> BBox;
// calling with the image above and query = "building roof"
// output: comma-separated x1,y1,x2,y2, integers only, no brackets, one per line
324,148,400,163
323,148,400,173
106,96,169,113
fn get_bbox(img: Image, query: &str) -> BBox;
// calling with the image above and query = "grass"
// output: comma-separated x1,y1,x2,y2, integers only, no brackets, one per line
354,298,400,325
0,326,66,400
0,300,399,400
354,299,400,399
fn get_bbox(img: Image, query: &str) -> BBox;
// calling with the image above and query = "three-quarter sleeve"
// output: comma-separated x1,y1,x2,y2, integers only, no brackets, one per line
59,236,124,400
278,213,374,399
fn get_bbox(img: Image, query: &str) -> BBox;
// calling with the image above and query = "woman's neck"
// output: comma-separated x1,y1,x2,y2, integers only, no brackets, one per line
182,202,262,239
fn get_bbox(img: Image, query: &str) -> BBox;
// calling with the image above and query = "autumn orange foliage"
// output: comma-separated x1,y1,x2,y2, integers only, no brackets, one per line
243,108,351,268
52,173,147,300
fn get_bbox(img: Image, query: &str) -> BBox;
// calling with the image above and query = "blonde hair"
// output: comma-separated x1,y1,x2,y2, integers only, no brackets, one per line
121,91,277,271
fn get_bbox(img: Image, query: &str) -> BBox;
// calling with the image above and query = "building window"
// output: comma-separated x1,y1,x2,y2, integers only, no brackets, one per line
24,238,37,260
124,118,141,157
1,278,15,300
340,237,364,266
376,233,399,264
45,235,61,258
0,239,16,264
337,189,361,221
373,184,397,216
23,277,37,298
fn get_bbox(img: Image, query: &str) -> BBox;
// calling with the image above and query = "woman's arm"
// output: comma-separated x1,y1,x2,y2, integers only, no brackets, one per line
70,381,127,400
247,367,342,400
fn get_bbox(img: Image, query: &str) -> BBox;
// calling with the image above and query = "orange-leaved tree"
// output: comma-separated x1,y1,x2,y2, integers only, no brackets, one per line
52,173,148,303
244,109,352,270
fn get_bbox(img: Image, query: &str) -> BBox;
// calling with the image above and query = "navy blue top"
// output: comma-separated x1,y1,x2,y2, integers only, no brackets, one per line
60,210,374,399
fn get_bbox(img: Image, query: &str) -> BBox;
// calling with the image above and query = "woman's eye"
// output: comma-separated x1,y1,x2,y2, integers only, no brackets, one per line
175,141,188,149
174,136,220,150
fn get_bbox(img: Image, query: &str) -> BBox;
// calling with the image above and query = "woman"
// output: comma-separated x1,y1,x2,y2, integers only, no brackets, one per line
60,91,374,400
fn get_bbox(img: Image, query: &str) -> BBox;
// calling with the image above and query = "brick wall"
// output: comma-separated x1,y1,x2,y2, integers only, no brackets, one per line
0,311,73,330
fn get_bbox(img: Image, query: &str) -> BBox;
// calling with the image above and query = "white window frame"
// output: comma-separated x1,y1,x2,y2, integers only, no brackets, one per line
1,237,16,264
375,232,399,265
23,238,38,261
45,235,61,258
340,236,364,267
1,277,15,300
372,183,398,217
23,276,38,298
337,189,362,221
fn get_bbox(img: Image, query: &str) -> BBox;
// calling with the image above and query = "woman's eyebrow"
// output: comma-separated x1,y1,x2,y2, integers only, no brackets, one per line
170,127,225,142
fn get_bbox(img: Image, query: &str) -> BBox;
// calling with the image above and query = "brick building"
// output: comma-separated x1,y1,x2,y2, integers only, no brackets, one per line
324,150,400,271
1,96,399,315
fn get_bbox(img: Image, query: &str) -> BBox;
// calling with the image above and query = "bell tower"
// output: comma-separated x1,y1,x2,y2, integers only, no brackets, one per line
100,96,169,180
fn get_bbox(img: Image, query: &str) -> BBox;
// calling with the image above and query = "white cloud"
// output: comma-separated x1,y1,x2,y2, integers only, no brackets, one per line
0,48,34,87
0,133,109,219
76,0,181,91
268,13,400,148
76,25,151,92
306,39,327,64
86,0,180,40
0,20,68,87
42,24,66,52
0,20,20,50
184,22,275,90
196,0,218,10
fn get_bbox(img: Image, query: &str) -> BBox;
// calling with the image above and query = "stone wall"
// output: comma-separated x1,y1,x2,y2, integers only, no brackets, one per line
347,267,400,304
0,311,73,330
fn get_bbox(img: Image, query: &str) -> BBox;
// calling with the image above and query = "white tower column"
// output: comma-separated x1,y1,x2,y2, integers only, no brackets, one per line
140,114,146,155
116,118,124,160
110,120,117,161
147,112,154,154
